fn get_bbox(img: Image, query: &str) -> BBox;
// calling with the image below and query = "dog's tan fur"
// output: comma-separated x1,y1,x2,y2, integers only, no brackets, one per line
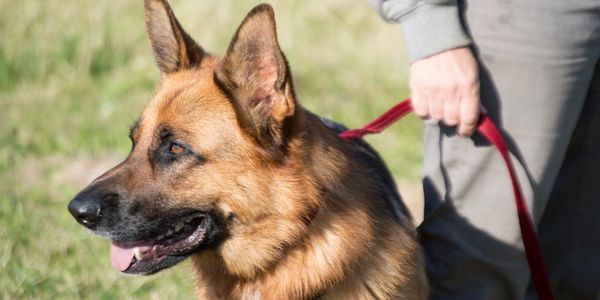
121,1,429,298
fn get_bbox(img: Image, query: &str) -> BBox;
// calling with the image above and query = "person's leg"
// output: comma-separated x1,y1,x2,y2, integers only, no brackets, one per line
419,0,600,299
537,62,600,300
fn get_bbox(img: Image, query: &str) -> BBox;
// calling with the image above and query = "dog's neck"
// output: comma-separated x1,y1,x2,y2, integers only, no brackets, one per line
191,199,376,299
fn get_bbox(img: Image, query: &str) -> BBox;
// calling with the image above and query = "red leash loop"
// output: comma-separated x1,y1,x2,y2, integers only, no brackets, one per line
338,100,413,140
338,98,555,300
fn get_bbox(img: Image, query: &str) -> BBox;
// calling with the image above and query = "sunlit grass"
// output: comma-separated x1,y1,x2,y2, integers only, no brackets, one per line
0,0,421,298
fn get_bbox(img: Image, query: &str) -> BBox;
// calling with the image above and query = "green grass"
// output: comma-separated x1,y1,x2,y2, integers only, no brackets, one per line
0,0,421,298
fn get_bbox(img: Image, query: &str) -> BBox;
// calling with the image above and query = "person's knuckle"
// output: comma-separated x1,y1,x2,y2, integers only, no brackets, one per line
445,107,458,117
432,114,444,121
411,96,425,106
450,83,460,93
418,79,438,90
444,118,459,126
430,108,444,119
459,76,478,89
466,111,480,123
414,108,428,118
412,101,428,117
458,125,474,136
437,82,457,95
462,117,477,127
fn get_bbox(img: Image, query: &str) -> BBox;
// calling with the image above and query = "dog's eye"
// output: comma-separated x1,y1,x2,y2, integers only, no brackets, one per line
168,143,185,155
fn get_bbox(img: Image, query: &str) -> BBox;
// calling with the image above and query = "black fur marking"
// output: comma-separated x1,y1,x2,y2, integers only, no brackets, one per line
129,119,140,144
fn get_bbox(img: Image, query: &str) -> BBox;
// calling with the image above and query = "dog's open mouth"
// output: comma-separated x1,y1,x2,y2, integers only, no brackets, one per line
110,214,208,274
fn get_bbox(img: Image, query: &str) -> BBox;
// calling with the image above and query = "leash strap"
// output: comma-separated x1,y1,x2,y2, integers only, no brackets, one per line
338,98,554,300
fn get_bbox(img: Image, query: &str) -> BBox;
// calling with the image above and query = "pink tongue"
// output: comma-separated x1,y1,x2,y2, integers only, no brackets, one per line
110,243,135,271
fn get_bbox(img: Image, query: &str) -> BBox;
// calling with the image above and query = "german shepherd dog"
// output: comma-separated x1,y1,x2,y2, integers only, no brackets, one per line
68,1,428,298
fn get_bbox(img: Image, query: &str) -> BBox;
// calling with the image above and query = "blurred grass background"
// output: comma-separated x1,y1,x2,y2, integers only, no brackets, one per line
0,0,422,298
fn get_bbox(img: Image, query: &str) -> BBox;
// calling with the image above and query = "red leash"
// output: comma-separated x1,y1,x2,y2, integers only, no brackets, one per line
338,98,555,300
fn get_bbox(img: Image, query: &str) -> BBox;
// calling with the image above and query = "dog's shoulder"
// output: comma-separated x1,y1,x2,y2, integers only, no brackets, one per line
318,116,410,222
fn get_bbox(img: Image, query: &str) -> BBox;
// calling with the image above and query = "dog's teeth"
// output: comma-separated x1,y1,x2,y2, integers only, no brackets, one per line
134,247,143,260
175,222,184,232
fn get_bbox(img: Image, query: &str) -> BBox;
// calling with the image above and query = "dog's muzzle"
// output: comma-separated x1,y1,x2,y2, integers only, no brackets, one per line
68,185,224,275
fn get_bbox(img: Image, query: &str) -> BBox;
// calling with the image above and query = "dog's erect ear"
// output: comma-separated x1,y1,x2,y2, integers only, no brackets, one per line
215,4,296,149
144,0,204,74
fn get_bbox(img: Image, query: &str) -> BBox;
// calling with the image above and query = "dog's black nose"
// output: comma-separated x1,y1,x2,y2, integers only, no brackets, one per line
68,191,104,228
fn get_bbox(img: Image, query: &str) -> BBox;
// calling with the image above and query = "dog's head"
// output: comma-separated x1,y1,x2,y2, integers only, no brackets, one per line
68,0,321,277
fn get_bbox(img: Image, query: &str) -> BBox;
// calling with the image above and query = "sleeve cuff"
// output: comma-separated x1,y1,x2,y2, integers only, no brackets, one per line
400,4,472,63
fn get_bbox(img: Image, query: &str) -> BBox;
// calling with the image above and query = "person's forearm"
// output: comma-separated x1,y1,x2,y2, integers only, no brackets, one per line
367,0,472,62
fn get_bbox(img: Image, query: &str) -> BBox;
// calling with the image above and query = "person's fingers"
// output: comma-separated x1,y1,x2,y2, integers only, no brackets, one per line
458,95,480,137
428,92,444,121
443,96,460,126
411,88,429,119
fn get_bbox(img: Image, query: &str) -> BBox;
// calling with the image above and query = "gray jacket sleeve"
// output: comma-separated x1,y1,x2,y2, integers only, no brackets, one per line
368,0,471,63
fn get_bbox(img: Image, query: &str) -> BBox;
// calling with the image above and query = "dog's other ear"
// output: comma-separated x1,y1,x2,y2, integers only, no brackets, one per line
144,0,204,74
215,4,296,150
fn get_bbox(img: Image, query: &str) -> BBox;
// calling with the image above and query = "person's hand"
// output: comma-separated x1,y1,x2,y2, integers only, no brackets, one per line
409,47,480,137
